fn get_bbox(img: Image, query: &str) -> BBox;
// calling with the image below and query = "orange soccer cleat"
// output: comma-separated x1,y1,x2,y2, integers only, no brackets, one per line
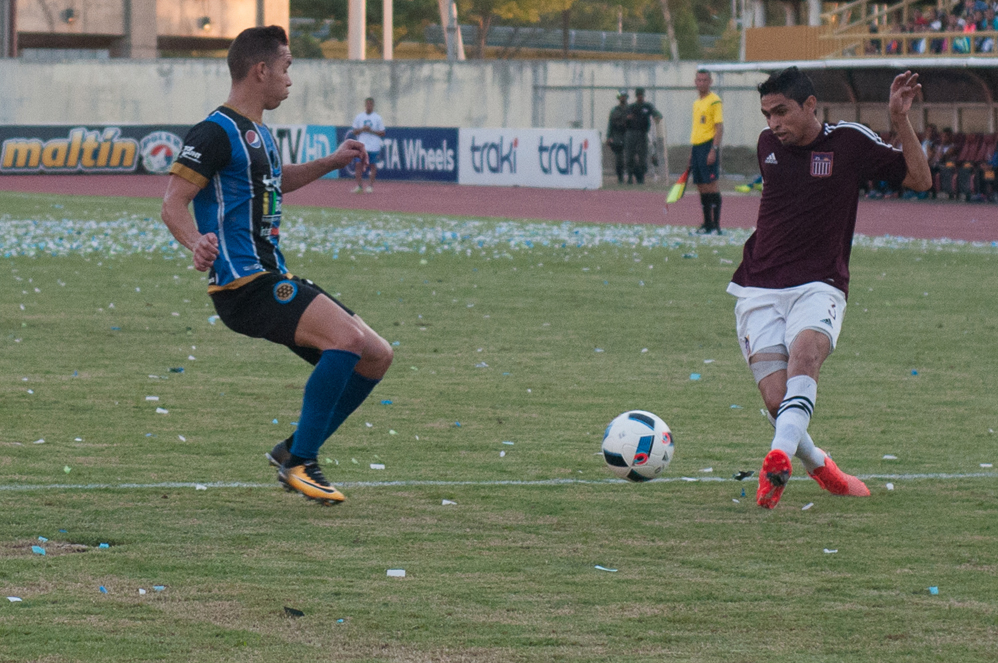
757,449,792,509
809,455,870,497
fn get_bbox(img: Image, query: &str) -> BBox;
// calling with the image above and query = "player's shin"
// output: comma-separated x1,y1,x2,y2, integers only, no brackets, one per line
287,349,361,463
770,375,817,457
321,372,381,440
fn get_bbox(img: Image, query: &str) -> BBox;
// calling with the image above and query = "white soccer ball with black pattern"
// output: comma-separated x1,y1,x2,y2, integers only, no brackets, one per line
601,410,674,482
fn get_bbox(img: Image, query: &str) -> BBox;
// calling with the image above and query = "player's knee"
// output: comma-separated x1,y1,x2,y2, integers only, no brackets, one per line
370,335,394,370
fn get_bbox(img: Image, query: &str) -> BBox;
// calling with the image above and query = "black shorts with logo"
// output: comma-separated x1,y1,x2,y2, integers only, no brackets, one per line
210,272,354,366
691,140,719,185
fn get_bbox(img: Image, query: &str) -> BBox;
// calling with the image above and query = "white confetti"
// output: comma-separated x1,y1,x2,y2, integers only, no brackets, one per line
145,396,159,401
386,569,406,577
823,549,838,554
802,502,814,510
195,484,207,491
370,463,385,470
886,483,894,490
441,499,457,505
155,407,168,414
883,454,898,460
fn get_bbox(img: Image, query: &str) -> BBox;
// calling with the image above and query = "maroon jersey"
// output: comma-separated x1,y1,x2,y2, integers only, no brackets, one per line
731,122,907,298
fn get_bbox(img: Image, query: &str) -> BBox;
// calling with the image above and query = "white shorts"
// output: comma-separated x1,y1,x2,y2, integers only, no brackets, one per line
727,281,846,363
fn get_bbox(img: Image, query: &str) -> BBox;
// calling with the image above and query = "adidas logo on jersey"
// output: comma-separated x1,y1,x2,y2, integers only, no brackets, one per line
820,318,833,326
765,152,778,165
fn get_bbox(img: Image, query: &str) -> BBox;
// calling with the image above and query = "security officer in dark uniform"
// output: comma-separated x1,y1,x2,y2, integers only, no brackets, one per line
624,87,663,184
606,89,629,184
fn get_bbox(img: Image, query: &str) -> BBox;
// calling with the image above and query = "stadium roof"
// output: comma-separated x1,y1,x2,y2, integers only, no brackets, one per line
701,59,998,103
700,58,998,72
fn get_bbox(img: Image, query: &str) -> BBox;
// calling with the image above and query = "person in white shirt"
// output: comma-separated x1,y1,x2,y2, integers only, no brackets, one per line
351,97,386,193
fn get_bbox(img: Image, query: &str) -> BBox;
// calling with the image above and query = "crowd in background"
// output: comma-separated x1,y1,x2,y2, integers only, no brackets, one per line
865,124,998,201
866,0,998,54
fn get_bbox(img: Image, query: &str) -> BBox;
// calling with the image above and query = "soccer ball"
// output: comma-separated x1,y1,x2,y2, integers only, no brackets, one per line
601,410,674,482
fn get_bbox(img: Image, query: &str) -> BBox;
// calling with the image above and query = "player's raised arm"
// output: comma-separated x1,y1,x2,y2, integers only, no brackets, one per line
889,71,932,192
161,174,218,272
281,139,369,193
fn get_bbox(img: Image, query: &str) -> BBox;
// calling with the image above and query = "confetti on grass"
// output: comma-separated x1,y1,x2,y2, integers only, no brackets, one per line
4,215,993,263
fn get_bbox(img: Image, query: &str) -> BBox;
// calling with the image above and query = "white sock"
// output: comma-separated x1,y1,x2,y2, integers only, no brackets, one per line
796,433,827,473
767,409,825,471
770,375,817,458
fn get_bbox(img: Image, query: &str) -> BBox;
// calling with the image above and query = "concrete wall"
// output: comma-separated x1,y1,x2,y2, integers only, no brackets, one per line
0,59,770,147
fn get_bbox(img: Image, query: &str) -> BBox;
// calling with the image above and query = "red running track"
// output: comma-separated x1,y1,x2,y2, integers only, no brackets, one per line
1,175,996,242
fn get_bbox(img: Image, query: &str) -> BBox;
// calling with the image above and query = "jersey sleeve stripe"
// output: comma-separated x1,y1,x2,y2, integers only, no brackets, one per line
169,162,209,189
832,121,899,150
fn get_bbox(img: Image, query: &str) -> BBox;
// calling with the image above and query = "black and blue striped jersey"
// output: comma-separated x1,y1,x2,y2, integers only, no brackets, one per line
170,105,286,292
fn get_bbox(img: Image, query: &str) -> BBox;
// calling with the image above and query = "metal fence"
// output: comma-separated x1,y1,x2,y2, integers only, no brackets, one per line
424,25,668,54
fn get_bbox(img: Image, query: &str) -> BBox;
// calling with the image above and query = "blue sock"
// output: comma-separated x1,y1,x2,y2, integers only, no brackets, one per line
290,349,360,460
321,372,381,440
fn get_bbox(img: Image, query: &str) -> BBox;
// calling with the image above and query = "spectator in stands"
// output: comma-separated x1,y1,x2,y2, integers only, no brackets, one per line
928,9,946,54
978,8,997,51
930,128,957,198
867,23,882,55
921,124,939,161
949,14,971,53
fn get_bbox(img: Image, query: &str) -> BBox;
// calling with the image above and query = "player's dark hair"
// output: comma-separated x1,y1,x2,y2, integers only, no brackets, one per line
227,26,289,82
696,69,711,77
757,66,817,106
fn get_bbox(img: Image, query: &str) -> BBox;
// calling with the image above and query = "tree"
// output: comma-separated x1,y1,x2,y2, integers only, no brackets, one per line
455,0,548,58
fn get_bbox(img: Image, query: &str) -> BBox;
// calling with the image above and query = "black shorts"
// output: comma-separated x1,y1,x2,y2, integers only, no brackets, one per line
690,140,719,185
210,273,354,365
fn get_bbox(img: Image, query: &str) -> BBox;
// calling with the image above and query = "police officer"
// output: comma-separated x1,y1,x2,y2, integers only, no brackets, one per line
624,87,663,184
606,89,629,184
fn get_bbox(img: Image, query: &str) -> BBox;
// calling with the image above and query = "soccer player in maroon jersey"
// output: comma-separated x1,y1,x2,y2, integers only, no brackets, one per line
727,67,931,508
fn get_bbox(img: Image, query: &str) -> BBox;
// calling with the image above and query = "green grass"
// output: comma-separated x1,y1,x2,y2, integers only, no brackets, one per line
1,192,997,661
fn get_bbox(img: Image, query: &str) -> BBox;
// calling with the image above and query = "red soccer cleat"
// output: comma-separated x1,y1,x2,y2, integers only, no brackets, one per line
757,449,792,509
808,456,870,497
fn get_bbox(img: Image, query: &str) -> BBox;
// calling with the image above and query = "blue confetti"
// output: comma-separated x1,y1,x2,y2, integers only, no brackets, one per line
153,585,165,592
99,586,108,594
336,618,345,623
690,373,701,380
59,529,67,533
272,419,279,424
110,326,121,331
37,536,48,542
455,421,461,427
98,543,109,549
911,369,918,375
730,404,742,409
929,586,939,595
381,400,392,405
391,341,400,346
72,371,78,377
31,545,45,555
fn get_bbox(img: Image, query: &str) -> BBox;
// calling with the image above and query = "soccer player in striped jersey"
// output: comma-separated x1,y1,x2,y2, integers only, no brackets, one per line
727,67,931,508
162,26,393,505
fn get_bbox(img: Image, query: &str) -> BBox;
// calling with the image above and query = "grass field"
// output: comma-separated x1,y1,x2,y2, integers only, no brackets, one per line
2,191,997,662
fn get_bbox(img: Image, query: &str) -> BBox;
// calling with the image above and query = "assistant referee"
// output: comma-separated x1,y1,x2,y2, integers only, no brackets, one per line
691,70,724,234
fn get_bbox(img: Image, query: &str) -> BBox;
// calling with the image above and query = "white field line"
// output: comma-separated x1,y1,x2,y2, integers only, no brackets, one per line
0,472,995,492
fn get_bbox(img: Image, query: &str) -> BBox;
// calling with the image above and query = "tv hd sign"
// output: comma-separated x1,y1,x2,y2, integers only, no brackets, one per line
268,124,341,179
458,128,602,190
337,126,458,182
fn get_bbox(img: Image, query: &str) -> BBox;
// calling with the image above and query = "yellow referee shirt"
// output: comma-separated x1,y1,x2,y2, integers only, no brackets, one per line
690,92,723,145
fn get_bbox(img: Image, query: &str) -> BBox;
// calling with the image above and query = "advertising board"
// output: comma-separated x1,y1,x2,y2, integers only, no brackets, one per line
0,125,190,175
458,128,601,189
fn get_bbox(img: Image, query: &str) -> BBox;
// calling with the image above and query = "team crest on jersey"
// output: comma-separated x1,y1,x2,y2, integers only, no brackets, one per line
273,280,297,304
245,130,262,148
810,152,833,177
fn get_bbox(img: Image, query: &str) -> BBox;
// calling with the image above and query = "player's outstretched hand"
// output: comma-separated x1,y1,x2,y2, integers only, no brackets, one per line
889,71,921,118
193,233,219,272
330,139,368,171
